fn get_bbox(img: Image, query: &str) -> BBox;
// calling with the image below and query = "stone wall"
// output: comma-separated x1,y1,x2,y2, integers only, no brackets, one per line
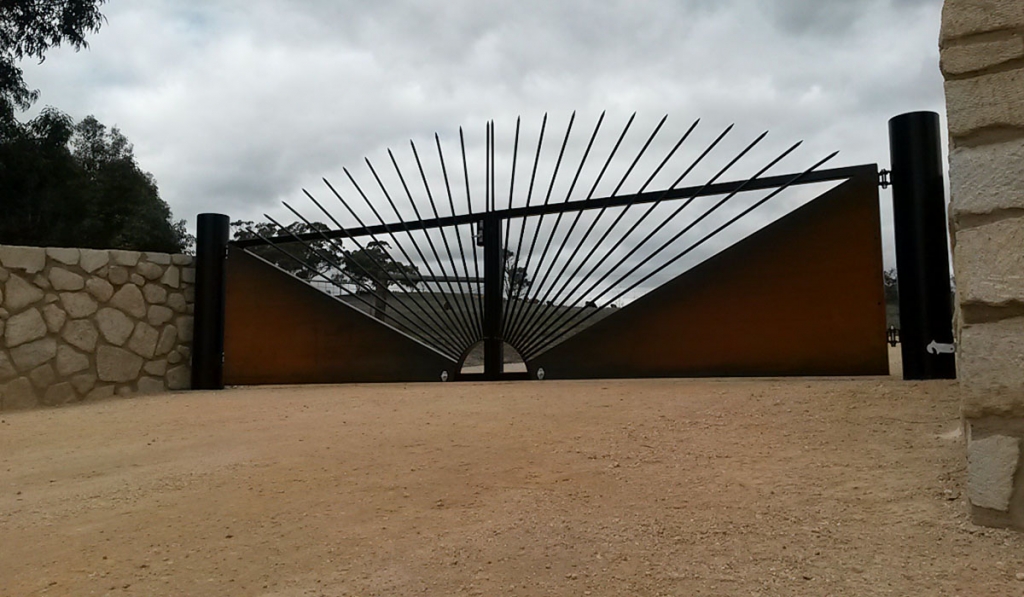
0,245,194,411
940,0,1024,528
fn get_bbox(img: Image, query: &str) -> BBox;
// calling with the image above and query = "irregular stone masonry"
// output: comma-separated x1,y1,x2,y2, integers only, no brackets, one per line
0,246,195,410
941,0,1024,529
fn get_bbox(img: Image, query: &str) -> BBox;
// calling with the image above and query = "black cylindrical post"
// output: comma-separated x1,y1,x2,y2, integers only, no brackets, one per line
191,213,230,390
888,112,956,380
482,216,504,380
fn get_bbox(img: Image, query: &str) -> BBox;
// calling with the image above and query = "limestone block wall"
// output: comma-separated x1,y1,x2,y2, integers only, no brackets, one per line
940,0,1024,528
0,245,195,411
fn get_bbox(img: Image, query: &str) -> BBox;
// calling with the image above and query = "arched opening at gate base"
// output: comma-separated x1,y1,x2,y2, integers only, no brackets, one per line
457,341,527,377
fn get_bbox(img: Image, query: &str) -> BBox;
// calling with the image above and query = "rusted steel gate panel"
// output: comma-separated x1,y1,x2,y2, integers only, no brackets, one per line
223,247,455,385
528,171,888,378
208,115,899,385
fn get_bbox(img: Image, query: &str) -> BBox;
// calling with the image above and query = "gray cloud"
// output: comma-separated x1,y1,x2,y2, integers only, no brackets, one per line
17,0,946,294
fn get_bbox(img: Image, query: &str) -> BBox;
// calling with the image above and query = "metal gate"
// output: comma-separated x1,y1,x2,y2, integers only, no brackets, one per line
195,113,895,385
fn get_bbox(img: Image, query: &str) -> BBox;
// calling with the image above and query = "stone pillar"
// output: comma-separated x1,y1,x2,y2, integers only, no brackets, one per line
940,0,1024,528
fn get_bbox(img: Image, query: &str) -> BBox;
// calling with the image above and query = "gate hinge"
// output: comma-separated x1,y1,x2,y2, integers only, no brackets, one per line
878,169,891,189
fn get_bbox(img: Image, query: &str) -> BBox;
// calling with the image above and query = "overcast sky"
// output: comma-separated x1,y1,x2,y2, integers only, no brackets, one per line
18,0,948,301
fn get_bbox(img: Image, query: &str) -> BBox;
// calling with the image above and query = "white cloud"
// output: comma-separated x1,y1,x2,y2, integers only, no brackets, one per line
18,0,946,295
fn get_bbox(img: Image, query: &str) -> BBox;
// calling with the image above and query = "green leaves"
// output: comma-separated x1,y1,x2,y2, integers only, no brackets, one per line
503,249,532,299
0,110,190,253
231,220,343,280
231,225,424,298
1,0,107,122
340,240,420,291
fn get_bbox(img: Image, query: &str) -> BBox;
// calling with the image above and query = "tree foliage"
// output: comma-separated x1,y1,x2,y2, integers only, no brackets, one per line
503,249,532,300
0,109,191,252
1,0,107,124
231,220,343,280
883,267,898,306
340,240,420,291
0,2,187,252
231,225,422,321
341,240,420,320
231,226,421,291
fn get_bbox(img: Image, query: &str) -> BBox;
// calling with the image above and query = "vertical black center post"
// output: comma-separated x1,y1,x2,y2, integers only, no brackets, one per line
482,215,504,380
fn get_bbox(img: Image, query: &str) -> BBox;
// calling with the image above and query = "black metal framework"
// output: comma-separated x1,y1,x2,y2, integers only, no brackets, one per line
888,112,956,380
227,114,868,380
192,213,229,390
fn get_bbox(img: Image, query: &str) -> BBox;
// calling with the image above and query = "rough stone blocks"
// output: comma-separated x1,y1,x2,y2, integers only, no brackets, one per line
167,366,190,391
56,345,89,377
0,352,16,381
5,308,47,348
941,0,1024,43
0,245,195,410
48,267,85,291
46,248,80,266
42,382,76,406
60,292,98,319
127,323,160,359
968,433,1020,512
62,320,98,352
79,250,109,273
949,138,1024,220
943,0,1024,532
5,275,45,311
0,246,47,274
942,36,1024,76
97,346,144,383
109,285,146,319
959,317,1024,416
944,69,1024,138
1,377,37,410
96,307,135,346
109,250,141,267
10,338,57,371
86,277,114,302
955,217,1024,309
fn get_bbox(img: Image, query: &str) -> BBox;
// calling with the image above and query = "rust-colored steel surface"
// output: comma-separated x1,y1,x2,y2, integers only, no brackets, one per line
223,247,455,385
528,171,888,379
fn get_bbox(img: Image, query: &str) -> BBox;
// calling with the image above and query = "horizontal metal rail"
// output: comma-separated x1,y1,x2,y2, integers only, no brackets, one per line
409,274,484,284
232,164,873,248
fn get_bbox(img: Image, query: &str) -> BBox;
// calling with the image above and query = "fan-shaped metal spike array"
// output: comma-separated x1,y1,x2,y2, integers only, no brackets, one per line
234,113,854,379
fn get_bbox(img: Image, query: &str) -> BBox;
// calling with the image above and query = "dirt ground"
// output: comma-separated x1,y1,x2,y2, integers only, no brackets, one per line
2,374,1024,596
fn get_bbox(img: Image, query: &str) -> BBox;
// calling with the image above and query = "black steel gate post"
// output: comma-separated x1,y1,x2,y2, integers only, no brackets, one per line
482,215,504,379
192,213,230,390
888,111,956,380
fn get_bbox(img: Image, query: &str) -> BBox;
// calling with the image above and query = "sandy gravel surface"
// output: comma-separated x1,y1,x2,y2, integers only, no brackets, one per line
2,376,1022,596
